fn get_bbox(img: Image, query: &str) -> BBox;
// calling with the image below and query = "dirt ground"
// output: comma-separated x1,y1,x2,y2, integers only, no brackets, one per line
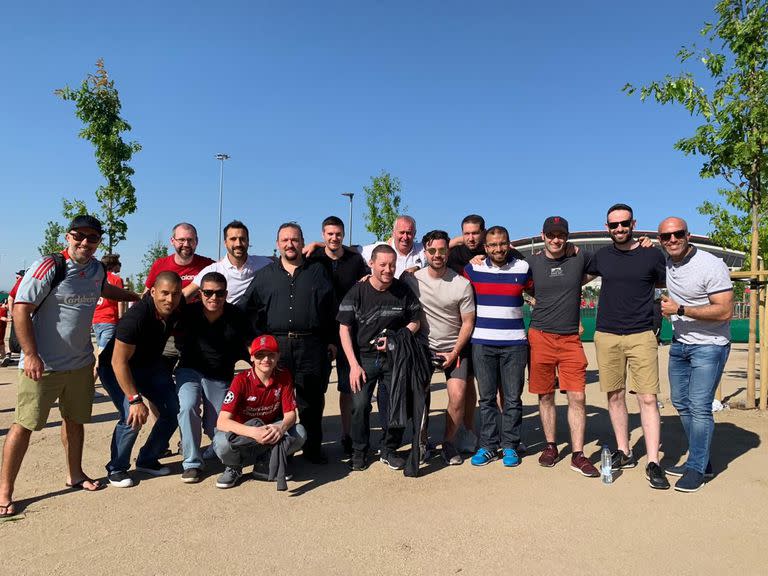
1,342,766,576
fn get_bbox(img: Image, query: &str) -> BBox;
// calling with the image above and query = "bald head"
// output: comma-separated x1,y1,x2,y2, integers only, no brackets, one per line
658,216,688,233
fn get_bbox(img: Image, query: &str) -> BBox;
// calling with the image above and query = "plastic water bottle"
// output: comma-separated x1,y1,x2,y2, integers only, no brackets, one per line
601,445,613,484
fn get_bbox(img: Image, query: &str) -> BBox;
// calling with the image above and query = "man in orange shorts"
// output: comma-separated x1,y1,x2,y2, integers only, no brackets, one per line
527,216,598,477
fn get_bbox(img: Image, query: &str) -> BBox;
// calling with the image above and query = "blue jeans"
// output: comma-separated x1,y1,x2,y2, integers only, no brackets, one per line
93,323,116,350
175,367,230,470
213,419,306,467
99,360,180,473
668,341,730,474
472,343,527,451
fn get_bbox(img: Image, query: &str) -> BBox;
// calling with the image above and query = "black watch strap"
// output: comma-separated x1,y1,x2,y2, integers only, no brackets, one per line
677,305,685,317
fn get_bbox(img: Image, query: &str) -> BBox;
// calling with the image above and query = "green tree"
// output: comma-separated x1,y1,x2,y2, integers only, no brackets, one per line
38,221,67,256
623,0,768,267
135,238,169,288
363,170,403,241
55,58,142,253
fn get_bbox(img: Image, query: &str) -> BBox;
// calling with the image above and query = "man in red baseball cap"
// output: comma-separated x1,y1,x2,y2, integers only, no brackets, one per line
212,334,306,489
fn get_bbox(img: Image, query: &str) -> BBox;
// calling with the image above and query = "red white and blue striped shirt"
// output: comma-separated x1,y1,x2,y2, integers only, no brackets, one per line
464,257,532,346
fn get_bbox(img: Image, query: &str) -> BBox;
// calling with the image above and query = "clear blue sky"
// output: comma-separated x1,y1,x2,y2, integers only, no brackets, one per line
0,1,727,289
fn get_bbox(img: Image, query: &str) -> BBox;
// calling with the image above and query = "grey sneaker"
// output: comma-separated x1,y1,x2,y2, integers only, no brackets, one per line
135,461,171,476
441,442,463,466
181,468,201,484
216,466,242,489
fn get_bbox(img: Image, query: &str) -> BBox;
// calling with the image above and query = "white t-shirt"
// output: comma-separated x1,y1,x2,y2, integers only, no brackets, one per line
193,254,272,305
666,247,732,345
361,240,426,279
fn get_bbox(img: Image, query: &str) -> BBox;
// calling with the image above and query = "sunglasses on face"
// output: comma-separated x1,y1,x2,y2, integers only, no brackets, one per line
69,230,102,244
201,289,227,298
607,219,633,230
659,230,687,242
426,247,447,255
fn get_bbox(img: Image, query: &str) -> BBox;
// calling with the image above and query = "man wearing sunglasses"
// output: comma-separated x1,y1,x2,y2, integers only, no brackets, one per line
174,272,250,483
1,216,139,517
657,217,733,492
527,216,599,477
585,203,669,489
403,230,475,465
184,220,272,306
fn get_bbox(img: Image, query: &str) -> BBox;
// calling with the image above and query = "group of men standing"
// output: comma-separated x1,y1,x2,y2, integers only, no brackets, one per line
0,202,734,515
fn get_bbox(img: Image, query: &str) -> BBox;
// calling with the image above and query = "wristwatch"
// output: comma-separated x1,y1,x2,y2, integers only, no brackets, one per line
676,305,685,317
128,393,144,405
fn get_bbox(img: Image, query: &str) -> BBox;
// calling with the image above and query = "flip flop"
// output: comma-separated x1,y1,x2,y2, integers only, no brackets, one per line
65,477,103,492
0,501,24,522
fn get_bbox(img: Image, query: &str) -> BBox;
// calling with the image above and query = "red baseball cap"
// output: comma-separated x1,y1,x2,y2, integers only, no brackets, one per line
249,334,279,356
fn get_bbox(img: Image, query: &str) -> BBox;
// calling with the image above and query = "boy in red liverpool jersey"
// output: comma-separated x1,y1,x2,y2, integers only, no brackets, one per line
212,335,306,489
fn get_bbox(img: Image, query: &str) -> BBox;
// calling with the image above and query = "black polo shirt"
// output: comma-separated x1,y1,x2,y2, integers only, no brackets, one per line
240,258,336,344
309,246,369,304
175,301,250,381
99,293,184,369
447,243,526,275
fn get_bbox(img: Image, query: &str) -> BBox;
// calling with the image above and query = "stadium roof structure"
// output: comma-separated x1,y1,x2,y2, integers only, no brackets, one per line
510,230,748,269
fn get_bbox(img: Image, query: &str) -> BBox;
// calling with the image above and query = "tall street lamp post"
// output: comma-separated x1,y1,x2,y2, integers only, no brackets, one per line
215,153,230,259
341,192,354,246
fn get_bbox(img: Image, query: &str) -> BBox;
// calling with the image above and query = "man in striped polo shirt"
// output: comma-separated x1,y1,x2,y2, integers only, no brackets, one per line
463,225,532,467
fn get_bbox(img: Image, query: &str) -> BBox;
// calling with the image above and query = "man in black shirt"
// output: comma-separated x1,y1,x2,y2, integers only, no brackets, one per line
447,214,526,274
240,223,336,464
99,271,185,488
585,203,669,490
337,244,421,472
308,216,369,455
175,272,250,483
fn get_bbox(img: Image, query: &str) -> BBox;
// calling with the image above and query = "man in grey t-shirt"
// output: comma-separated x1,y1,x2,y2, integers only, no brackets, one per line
403,230,475,465
658,217,733,493
0,216,138,518
527,216,598,478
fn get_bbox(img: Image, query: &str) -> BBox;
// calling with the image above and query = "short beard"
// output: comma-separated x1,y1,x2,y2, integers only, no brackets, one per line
611,232,633,245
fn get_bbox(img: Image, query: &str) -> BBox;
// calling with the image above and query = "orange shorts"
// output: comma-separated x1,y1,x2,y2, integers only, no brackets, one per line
528,327,588,394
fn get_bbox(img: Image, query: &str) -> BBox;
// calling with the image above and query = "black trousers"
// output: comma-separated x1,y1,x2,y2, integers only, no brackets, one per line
275,335,330,456
351,353,405,456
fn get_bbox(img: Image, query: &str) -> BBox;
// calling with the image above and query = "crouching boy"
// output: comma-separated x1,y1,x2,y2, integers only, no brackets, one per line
213,334,306,490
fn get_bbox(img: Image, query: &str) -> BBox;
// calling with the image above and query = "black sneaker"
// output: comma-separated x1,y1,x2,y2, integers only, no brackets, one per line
252,456,270,481
645,462,670,490
135,461,171,476
0,355,10,368
666,462,714,479
181,468,201,484
674,469,705,493
341,435,353,456
303,449,329,465
611,450,638,470
380,451,406,470
108,470,134,488
349,451,368,471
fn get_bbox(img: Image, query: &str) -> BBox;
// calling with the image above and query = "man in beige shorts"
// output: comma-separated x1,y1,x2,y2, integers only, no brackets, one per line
584,204,670,490
0,216,138,518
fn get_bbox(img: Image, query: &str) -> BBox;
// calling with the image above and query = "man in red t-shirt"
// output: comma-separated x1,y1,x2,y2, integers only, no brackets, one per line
1,271,25,367
92,254,126,352
144,222,214,291
212,335,306,489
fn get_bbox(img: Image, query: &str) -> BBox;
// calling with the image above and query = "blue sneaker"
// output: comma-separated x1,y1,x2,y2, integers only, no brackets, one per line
470,448,499,466
502,448,521,467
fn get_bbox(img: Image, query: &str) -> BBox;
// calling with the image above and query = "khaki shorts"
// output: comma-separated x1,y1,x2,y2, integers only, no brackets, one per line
593,330,659,395
16,363,95,431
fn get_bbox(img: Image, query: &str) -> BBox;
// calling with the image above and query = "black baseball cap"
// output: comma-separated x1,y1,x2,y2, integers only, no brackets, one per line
543,216,569,235
69,215,103,235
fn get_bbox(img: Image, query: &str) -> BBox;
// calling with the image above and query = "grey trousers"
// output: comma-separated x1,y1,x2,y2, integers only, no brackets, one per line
213,419,306,467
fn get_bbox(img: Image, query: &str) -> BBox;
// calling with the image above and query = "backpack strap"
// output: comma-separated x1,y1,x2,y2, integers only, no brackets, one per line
31,253,67,317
